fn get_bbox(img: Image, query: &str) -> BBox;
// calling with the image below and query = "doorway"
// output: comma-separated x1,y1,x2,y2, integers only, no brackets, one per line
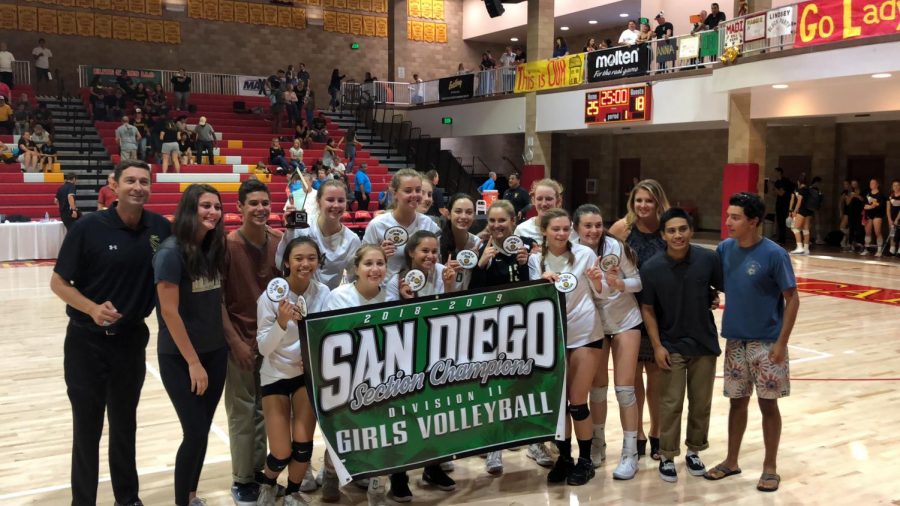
570,159,590,211
618,158,641,218
847,156,886,189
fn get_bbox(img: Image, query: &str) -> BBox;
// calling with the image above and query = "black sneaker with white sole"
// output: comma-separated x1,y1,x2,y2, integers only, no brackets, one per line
389,472,412,502
566,457,595,486
685,453,707,476
547,456,574,483
659,459,678,483
421,465,456,491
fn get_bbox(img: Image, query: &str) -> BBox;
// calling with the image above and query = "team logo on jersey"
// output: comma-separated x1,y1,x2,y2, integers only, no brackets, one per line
745,260,762,277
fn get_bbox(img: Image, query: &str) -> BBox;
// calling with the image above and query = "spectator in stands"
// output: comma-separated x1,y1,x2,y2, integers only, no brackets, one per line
619,20,640,45
132,109,149,160
304,89,316,127
40,137,58,172
705,3,727,29
160,117,181,173
0,95,13,134
328,69,345,112
284,84,299,128
97,172,116,210
32,102,54,135
737,0,749,16
88,76,107,120
0,71,8,102
0,42,14,88
178,129,195,166
116,115,140,161
268,76,285,134
55,172,79,230
425,170,447,217
553,37,569,58
269,137,292,175
502,172,530,222
149,111,164,162
293,118,311,148
378,187,393,210
132,82,150,110
175,114,189,136
0,139,15,163
410,73,425,104
322,137,339,168
149,83,169,116
637,22,654,44
515,46,527,63
289,138,305,171
171,69,192,111
106,89,127,123
311,165,330,190
13,93,31,135
285,64,297,86
116,70,135,98
479,51,496,96
692,10,709,34
584,38,599,52
478,172,497,194
457,63,469,75
354,163,372,212
17,131,39,172
654,13,675,70
311,115,328,143
338,128,362,172
500,47,517,92
32,38,52,95
297,63,310,86
194,116,216,166
32,124,49,150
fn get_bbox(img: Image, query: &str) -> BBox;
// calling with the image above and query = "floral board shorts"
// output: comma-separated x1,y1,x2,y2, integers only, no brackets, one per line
723,339,790,399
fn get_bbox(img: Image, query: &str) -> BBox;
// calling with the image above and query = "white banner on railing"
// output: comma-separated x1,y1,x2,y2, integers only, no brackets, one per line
766,6,793,38
724,18,745,48
744,13,767,42
238,75,264,97
677,35,700,59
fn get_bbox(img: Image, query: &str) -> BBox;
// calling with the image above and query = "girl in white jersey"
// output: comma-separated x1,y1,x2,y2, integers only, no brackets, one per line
573,204,644,481
256,237,331,505
321,245,390,505
386,230,458,301
439,193,481,292
528,208,605,486
363,169,441,279
515,178,564,243
277,179,362,290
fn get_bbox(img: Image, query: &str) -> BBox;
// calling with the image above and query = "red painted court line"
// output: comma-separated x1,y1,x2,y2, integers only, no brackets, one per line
795,277,900,306
1,260,56,268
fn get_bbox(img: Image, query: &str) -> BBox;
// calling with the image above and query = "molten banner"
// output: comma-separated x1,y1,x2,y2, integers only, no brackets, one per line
795,0,900,47
514,53,585,93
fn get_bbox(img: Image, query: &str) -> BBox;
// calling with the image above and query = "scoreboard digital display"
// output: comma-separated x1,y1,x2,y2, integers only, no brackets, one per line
584,84,652,125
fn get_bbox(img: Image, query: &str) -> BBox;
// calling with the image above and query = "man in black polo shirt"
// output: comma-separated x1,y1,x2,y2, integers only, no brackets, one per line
502,172,530,223
639,207,722,484
50,160,171,506
55,172,79,230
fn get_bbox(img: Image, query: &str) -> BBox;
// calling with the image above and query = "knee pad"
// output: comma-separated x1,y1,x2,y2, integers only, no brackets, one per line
291,441,313,463
266,453,290,472
568,403,590,421
590,387,608,404
615,386,636,407
790,227,801,234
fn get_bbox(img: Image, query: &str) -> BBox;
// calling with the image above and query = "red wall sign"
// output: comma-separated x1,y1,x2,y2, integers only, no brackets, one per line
795,0,900,47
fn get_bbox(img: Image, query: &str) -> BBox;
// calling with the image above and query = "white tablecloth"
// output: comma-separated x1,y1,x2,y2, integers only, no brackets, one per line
0,221,67,261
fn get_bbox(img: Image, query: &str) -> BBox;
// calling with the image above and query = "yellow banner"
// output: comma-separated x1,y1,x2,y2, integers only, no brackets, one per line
409,20,422,40
112,14,130,39
77,0,92,9
292,7,306,28
323,9,335,31
432,0,443,19
323,0,333,7
218,0,233,21
146,18,163,41
18,6,38,31
76,11,93,36
203,0,218,20
349,13,361,34
423,21,434,42
359,0,371,11
163,19,180,43
248,3,263,24
233,1,248,23
362,14,374,36
187,0,201,17
111,0,127,12
434,22,446,42
263,4,277,25
146,0,161,15
307,0,320,5
374,15,386,37
334,0,345,7
408,0,419,17
277,6,291,27
59,10,77,34
94,13,111,37
514,53,585,93
336,11,348,32
58,0,75,7
94,0,110,10
347,0,358,10
0,5,17,30
421,0,432,19
130,17,146,40
38,7,58,33
128,0,144,14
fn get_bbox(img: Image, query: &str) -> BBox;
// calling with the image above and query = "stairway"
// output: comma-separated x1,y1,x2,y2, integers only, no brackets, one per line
319,111,410,171
41,96,111,211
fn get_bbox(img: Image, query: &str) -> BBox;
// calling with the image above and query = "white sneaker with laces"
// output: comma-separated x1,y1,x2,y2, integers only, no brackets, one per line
283,492,311,506
526,443,554,467
256,484,276,506
612,453,639,480
300,467,318,492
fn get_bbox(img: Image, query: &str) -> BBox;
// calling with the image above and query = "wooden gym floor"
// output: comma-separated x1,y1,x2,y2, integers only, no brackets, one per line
1,249,898,505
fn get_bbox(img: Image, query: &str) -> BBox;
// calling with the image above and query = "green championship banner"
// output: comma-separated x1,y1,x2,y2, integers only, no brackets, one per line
300,281,567,482
85,65,162,87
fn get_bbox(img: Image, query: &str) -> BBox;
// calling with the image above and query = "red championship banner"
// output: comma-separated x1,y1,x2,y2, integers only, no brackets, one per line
795,0,900,47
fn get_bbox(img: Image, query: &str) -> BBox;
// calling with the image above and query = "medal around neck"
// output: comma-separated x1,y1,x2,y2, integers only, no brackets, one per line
503,235,524,255
385,226,409,246
266,277,290,302
456,249,478,269
555,272,578,293
600,254,620,272
404,269,426,293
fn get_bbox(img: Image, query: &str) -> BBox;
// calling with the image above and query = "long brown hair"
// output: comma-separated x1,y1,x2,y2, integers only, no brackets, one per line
624,179,671,232
538,208,574,273
173,183,226,281
573,204,637,266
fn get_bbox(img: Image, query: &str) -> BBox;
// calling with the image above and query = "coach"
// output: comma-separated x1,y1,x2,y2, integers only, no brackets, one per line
50,160,171,506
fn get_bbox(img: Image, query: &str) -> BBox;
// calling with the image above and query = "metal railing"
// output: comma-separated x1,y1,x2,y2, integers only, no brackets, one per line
12,60,32,87
77,64,254,95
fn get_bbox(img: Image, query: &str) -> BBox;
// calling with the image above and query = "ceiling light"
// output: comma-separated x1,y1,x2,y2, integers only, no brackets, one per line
872,73,891,78
588,20,598,24
510,37,519,42
772,84,789,89
619,13,629,18
561,26,569,31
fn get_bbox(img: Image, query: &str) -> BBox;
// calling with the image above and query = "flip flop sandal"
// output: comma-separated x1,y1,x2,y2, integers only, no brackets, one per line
757,473,780,492
703,464,742,481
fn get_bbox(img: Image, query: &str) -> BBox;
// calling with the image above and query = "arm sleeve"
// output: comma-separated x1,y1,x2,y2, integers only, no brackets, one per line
527,254,542,280
362,219,380,245
619,249,643,293
152,246,182,285
773,249,797,291
385,275,400,302
256,295,290,358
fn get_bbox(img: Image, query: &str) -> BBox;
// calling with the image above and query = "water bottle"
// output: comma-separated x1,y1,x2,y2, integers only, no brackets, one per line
43,212,49,222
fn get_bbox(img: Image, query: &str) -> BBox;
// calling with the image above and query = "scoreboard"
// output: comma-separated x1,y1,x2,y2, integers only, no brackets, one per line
584,84,652,125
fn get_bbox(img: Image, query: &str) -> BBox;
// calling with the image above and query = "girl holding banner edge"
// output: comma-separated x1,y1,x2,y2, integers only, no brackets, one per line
573,204,645,481
256,237,332,506
528,208,606,486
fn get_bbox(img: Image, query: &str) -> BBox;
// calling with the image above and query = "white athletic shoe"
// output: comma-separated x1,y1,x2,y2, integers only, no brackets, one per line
283,492,311,506
591,436,607,467
256,484,276,506
527,443,555,467
300,467,318,492
367,477,387,506
802,246,810,255
790,247,805,254
188,498,207,506
612,453,639,480
486,451,503,475
440,461,455,472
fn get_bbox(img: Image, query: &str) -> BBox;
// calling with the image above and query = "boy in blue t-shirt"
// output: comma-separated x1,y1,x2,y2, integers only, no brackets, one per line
705,193,799,493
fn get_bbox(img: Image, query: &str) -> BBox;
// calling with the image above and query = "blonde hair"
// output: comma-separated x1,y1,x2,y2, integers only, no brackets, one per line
530,178,564,199
352,244,387,270
624,179,671,232
488,199,516,220
388,169,423,210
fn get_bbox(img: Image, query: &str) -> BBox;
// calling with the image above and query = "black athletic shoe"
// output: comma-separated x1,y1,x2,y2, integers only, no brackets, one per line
566,457,595,486
422,465,456,491
650,437,661,461
389,473,413,502
231,482,259,506
637,438,647,458
547,456,574,483
659,459,678,483
685,453,707,476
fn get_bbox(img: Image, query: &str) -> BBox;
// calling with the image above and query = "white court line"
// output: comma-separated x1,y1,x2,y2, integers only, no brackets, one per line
806,254,895,267
0,455,232,501
144,361,231,446
788,344,833,365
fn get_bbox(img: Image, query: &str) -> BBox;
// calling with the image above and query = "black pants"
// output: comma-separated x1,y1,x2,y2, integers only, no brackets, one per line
195,140,214,165
64,321,149,506
775,204,789,244
0,71,12,87
159,347,228,506
355,190,370,212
